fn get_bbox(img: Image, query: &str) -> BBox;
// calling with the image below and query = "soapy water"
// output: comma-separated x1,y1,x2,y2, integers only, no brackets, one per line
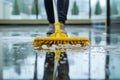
41,44,89,52
34,43,120,55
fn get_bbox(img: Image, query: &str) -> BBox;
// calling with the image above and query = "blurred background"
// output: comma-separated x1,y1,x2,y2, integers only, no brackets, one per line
0,0,120,80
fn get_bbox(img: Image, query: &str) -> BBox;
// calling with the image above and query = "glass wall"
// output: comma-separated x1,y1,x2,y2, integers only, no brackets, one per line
109,0,120,79
0,0,45,20
91,0,106,19
0,0,107,20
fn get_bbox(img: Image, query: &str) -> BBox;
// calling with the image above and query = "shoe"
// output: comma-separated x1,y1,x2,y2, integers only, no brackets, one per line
60,23,67,34
46,23,67,36
46,24,55,36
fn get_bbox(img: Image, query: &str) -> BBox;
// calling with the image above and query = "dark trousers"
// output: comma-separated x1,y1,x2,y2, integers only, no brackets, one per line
43,52,70,80
44,0,69,24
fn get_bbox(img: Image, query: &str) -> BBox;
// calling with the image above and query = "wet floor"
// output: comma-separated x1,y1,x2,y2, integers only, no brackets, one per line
0,24,120,80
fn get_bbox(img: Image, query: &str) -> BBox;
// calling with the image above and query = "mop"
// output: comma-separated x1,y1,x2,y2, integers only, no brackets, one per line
32,0,90,80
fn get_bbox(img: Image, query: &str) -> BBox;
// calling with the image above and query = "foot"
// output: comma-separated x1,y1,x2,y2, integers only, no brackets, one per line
46,23,67,36
46,24,55,36
60,23,67,34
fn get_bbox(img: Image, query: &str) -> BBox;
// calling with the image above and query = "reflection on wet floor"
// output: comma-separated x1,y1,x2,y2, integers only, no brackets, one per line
1,27,120,80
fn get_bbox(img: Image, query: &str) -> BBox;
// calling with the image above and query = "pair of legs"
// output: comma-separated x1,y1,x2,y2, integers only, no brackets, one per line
43,0,70,80
44,0,69,24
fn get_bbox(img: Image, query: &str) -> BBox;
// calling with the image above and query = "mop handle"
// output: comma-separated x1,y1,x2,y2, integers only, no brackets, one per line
52,0,59,22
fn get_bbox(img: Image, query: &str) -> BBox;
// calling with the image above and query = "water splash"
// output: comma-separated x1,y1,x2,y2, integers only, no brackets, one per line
36,44,120,55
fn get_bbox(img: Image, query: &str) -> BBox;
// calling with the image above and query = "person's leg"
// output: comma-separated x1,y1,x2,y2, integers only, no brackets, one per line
45,0,69,35
57,0,69,24
44,0,55,35
57,52,70,80
57,0,69,34
44,0,54,23
44,0,69,24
